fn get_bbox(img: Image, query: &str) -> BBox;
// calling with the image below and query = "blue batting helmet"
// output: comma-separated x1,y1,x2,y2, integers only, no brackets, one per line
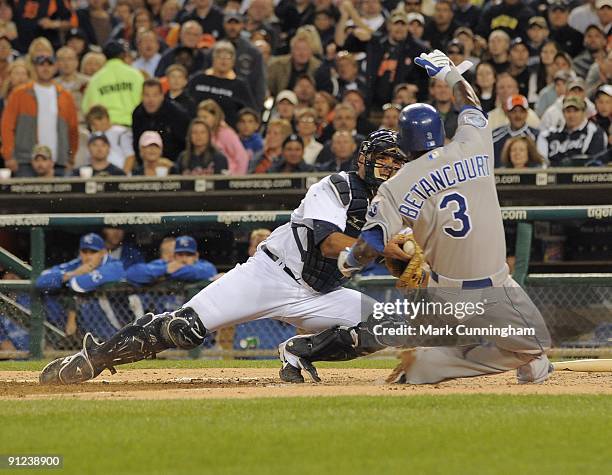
398,103,445,155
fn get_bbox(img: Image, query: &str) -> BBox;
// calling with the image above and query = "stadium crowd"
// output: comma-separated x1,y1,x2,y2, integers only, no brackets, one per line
0,0,609,179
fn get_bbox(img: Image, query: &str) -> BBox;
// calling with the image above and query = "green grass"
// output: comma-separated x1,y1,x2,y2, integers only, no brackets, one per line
0,395,610,475
0,358,399,372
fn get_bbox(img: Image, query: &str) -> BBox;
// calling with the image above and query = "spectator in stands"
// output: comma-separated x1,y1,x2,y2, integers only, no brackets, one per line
176,119,229,175
0,34,16,89
132,130,175,176
165,64,196,117
532,40,559,94
406,12,426,44
267,134,315,173
267,29,321,97
526,17,550,65
81,40,144,127
537,96,608,166
486,30,510,74
0,2,17,41
74,132,126,176
318,130,357,172
573,24,607,79
30,144,63,178
429,79,458,140
493,95,540,167
548,0,584,57
36,233,125,294
155,21,206,76
102,226,145,270
380,103,401,131
64,28,91,63
313,90,336,137
132,78,190,163
488,73,541,130
569,0,602,33
313,8,337,48
80,51,106,77
423,0,458,51
220,12,266,111
1,53,78,177
595,0,611,32
126,235,217,285
296,107,323,165
540,78,597,131
178,0,224,41
55,47,89,122
343,89,376,137
446,39,475,85
508,38,533,99
293,74,317,107
586,49,611,98
454,27,480,67
274,89,298,124
474,62,497,113
453,0,480,31
245,0,281,53
132,29,162,78
317,102,364,163
76,0,117,47
392,83,419,106
356,10,428,107
197,99,249,174
129,9,157,50
157,1,181,42
315,50,366,101
188,40,256,128
592,85,611,138
86,105,135,174
249,117,292,173
13,0,72,53
248,228,272,256
476,0,535,40
109,0,135,44
501,136,546,169
535,69,575,118
236,108,264,161
0,60,31,117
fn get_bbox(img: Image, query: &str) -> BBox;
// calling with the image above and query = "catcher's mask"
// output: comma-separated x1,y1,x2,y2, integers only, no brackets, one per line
358,129,408,192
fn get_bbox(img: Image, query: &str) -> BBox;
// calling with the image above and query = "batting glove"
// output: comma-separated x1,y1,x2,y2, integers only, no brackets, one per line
337,247,363,278
414,50,473,83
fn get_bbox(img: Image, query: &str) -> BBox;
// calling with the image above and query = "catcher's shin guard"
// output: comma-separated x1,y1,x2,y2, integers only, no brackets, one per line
39,307,207,385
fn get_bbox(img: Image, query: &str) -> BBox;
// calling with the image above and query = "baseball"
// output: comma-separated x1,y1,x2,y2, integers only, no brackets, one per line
402,240,416,258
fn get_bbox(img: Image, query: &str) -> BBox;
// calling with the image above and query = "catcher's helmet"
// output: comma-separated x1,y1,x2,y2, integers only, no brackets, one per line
398,103,445,155
358,129,407,191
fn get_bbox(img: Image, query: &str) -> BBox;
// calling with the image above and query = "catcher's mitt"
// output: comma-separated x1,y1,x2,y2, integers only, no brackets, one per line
385,235,428,289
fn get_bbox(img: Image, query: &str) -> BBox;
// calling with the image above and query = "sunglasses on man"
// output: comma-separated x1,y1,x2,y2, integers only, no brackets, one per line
33,55,56,66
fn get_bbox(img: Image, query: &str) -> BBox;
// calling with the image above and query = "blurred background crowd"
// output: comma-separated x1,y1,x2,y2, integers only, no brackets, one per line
0,0,609,179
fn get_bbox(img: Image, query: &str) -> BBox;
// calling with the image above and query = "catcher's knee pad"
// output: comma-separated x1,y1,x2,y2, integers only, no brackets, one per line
159,307,207,350
287,325,384,363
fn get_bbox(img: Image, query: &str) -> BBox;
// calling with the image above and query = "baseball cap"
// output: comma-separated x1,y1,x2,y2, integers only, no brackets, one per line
447,39,464,55
282,134,304,148
595,84,612,98
31,144,52,160
224,12,244,22
509,37,528,51
553,69,575,82
454,26,474,38
406,12,425,25
390,11,409,24
103,39,129,59
506,94,529,111
548,0,569,10
175,236,197,254
567,78,586,92
79,233,105,252
528,17,548,29
336,50,357,65
276,90,298,105
139,131,163,148
88,131,110,145
563,96,586,111
66,28,87,42
596,0,612,8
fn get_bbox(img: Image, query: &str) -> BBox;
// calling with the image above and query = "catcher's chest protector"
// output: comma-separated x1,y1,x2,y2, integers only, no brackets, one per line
296,172,369,293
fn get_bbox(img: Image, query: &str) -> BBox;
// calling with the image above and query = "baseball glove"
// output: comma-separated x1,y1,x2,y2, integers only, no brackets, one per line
385,235,428,289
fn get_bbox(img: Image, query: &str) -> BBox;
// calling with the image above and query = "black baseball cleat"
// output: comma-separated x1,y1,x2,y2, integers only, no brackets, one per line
39,333,110,385
297,357,321,383
279,363,305,383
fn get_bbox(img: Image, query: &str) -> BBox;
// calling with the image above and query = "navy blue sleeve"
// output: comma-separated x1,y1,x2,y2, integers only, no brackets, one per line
313,219,342,247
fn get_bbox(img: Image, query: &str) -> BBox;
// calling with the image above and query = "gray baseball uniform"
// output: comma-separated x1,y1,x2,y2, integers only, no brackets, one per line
363,107,552,384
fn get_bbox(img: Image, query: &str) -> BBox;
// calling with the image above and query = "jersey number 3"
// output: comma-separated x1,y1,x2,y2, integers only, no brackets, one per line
439,192,472,238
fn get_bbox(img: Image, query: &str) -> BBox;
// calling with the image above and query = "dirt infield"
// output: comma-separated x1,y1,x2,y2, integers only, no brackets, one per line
0,368,611,400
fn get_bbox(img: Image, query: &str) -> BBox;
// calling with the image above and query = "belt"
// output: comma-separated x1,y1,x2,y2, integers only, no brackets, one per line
430,271,493,289
262,246,300,283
